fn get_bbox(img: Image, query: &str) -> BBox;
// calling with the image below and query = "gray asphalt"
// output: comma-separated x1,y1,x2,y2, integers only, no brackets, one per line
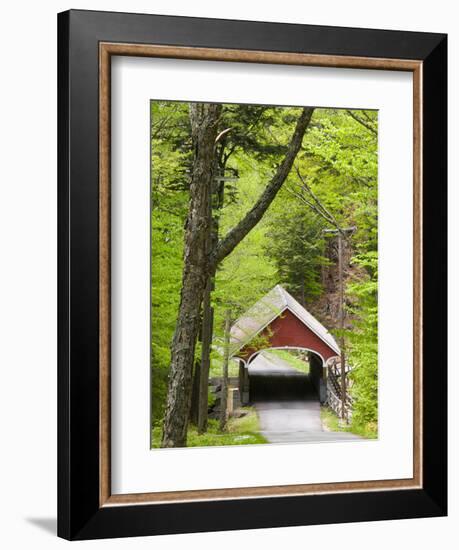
248,352,362,444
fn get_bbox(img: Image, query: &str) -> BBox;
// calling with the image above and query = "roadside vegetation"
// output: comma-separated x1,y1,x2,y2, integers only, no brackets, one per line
321,406,378,439
151,407,267,448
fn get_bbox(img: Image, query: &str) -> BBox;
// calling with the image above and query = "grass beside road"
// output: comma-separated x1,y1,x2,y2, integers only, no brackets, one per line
321,406,378,439
151,407,268,448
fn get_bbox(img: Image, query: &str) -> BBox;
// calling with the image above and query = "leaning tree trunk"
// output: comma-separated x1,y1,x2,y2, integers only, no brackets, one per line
161,103,221,448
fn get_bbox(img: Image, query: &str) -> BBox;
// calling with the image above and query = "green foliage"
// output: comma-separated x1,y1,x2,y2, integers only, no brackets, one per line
320,406,350,432
321,406,378,439
346,252,378,436
297,108,379,437
211,150,279,359
207,389,217,409
151,409,267,448
151,207,185,425
209,356,240,378
150,102,190,427
264,189,326,303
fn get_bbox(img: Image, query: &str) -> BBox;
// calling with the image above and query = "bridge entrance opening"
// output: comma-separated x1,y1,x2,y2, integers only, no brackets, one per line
247,349,324,404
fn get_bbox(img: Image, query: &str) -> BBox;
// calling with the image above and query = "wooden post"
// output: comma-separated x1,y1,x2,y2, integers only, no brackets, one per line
323,226,355,421
238,361,249,405
338,233,347,422
219,309,231,431
189,359,201,425
198,281,213,434
238,360,244,401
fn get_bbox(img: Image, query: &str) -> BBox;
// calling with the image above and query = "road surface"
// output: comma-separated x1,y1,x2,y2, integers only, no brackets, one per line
248,351,363,444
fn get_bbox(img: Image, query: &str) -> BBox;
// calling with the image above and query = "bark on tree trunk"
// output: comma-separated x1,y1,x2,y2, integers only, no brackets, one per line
161,103,221,448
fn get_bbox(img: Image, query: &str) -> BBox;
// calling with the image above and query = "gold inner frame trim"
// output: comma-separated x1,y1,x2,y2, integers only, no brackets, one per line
99,42,423,507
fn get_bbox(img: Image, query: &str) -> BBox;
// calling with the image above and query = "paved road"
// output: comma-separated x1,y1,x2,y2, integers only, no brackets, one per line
248,352,362,444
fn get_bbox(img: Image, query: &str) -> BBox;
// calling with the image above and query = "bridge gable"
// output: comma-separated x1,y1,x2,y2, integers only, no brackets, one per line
237,308,338,364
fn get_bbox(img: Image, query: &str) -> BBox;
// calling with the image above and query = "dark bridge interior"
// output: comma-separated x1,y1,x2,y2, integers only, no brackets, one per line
249,370,317,402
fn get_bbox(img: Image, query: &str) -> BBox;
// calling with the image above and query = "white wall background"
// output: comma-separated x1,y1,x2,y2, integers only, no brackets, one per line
0,1,455,548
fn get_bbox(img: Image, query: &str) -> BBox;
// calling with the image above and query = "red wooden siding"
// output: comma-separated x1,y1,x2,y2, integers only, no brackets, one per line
237,309,338,364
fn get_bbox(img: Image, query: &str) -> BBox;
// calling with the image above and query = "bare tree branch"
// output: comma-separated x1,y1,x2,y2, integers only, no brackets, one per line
294,166,344,231
288,165,355,242
345,110,377,136
286,186,335,226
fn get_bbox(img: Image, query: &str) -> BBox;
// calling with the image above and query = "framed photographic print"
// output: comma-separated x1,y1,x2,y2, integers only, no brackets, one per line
57,9,447,540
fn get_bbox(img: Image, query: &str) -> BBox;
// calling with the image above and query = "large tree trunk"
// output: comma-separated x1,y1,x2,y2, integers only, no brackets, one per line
161,103,221,448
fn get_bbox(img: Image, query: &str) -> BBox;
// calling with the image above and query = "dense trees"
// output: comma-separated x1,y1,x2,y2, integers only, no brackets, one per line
151,102,379,446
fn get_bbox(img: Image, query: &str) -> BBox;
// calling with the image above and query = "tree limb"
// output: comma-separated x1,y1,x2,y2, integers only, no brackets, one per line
213,107,314,266
215,127,232,143
345,110,377,136
293,165,344,232
288,167,354,242
286,185,336,227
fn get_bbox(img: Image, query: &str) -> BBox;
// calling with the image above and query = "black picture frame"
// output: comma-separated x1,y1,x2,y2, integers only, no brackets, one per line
58,9,447,540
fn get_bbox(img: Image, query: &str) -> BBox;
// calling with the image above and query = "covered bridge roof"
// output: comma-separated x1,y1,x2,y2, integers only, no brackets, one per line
230,284,340,357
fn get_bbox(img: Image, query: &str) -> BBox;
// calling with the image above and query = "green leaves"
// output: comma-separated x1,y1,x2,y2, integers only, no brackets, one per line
346,250,378,435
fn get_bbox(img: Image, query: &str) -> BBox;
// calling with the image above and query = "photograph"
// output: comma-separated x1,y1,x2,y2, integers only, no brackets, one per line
150,100,378,449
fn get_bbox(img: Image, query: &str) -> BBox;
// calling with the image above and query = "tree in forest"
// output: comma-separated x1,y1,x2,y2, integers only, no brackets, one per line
161,103,222,448
346,251,378,431
161,105,314,447
265,201,326,305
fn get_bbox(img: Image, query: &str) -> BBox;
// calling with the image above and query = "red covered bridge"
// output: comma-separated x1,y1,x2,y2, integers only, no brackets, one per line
230,285,340,404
